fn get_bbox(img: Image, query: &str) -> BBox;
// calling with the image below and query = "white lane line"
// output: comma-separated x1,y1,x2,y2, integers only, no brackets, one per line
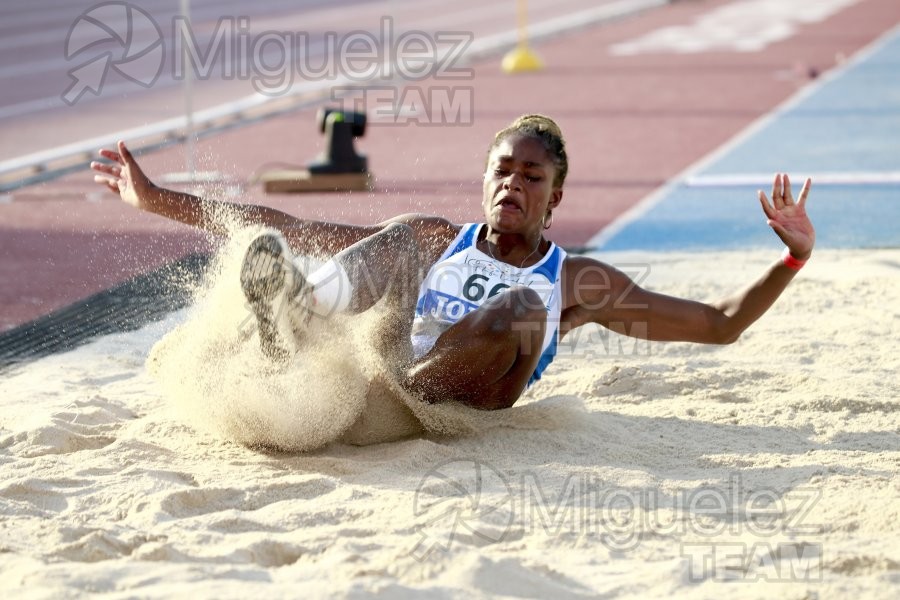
0,96,58,120
611,0,860,55
0,0,330,53
0,81,335,176
467,0,667,59
587,21,900,250
685,172,900,187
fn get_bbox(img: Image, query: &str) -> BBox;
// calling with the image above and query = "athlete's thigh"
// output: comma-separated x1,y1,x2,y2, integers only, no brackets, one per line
405,286,547,409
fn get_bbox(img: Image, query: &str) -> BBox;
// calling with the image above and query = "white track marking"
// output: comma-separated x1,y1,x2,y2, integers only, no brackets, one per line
611,0,860,55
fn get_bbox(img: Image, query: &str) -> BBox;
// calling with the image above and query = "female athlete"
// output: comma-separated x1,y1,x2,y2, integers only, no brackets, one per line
91,115,815,410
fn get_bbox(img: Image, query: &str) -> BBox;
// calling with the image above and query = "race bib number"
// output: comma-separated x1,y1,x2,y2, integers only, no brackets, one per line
417,260,554,324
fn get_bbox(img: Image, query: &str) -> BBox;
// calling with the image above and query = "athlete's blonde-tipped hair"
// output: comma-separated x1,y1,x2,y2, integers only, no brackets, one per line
487,114,568,188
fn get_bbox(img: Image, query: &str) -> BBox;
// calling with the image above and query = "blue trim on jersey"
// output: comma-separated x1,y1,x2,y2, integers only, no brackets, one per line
444,223,479,260
532,246,561,283
528,327,559,386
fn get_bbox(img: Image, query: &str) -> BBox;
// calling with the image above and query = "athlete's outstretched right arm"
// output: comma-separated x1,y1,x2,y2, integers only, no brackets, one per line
91,141,455,257
92,141,312,237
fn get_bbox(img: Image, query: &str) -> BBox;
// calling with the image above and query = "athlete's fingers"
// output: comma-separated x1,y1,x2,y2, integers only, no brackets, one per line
758,190,777,220
90,161,120,177
118,141,135,165
98,148,123,163
783,174,794,205
798,177,812,208
771,173,784,209
94,174,120,193
94,173,116,185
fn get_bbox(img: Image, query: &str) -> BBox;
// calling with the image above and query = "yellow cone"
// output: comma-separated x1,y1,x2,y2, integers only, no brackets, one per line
503,0,543,73
502,45,544,73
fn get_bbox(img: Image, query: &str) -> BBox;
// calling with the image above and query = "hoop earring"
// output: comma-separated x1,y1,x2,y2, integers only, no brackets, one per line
543,211,553,230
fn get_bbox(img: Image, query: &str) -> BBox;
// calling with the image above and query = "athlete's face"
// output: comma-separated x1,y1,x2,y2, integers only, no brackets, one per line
483,135,562,234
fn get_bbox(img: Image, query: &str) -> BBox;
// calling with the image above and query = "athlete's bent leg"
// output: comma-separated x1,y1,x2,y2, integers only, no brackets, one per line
403,286,547,410
317,222,421,368
241,224,421,363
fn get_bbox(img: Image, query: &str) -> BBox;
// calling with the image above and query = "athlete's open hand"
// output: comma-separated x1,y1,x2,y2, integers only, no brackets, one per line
91,141,155,210
758,173,815,260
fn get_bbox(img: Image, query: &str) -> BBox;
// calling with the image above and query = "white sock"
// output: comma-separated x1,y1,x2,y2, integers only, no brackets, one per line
304,257,353,316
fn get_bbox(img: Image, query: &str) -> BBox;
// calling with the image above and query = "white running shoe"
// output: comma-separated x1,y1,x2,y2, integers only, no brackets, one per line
239,232,312,360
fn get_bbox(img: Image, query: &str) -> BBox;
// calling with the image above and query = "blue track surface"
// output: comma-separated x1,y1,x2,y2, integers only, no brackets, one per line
593,26,900,251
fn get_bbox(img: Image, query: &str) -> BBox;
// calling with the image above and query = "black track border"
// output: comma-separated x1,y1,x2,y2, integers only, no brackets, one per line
0,253,211,373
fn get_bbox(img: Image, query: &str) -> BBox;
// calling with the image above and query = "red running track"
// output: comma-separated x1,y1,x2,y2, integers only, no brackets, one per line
1,0,898,331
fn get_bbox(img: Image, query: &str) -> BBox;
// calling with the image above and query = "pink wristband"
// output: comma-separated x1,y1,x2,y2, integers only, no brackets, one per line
781,247,808,271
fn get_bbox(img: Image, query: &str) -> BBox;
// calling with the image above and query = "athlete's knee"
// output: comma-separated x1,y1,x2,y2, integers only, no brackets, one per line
490,285,546,322
379,223,421,274
470,285,545,349
513,285,544,312
380,222,416,249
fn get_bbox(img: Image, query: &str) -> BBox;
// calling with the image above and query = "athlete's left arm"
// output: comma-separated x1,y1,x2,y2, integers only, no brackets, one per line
562,174,815,344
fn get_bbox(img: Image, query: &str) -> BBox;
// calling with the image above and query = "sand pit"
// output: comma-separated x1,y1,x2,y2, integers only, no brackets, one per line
1,248,897,598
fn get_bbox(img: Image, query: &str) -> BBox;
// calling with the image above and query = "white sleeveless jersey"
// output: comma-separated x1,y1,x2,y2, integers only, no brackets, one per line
412,223,567,386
